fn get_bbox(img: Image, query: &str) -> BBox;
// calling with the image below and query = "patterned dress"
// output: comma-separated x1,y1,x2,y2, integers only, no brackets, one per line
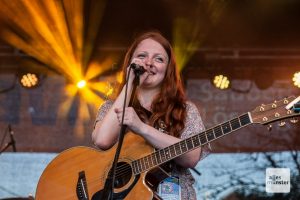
95,100,208,200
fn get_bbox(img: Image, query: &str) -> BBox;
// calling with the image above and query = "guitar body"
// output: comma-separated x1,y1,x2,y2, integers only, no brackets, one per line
35,133,161,200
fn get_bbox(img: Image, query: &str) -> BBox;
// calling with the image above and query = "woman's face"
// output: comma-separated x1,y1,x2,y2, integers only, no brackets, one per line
131,38,169,89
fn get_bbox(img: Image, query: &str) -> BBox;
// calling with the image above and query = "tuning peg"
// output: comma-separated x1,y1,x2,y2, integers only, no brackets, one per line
267,124,272,131
290,118,299,124
278,121,286,127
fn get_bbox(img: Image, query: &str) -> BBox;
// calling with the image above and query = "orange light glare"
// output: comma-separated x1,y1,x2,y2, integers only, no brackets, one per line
77,80,86,89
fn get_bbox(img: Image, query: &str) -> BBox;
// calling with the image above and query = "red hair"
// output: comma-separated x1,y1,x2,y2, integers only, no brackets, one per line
119,31,186,138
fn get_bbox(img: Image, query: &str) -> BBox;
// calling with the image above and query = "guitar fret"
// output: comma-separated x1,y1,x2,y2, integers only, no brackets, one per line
140,159,143,172
163,149,168,162
134,160,138,173
221,122,231,134
226,123,232,133
175,142,181,155
186,138,194,150
205,129,209,143
164,147,170,160
230,118,240,130
143,157,147,169
178,141,182,154
150,154,155,167
132,161,137,174
153,152,158,166
180,141,187,153
156,151,161,164
200,133,207,144
240,114,251,126
228,120,233,130
160,149,166,162
206,129,215,141
142,157,146,170
237,116,242,127
161,150,165,163
141,158,146,171
145,156,150,169
131,161,135,174
137,159,142,173
149,155,153,167
149,155,153,168
144,157,149,170
136,161,140,174
168,147,172,159
214,126,222,137
192,135,200,147
150,155,154,168
170,144,176,157
153,152,160,166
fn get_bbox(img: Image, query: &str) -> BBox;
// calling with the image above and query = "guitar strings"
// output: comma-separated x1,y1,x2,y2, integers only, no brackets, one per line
84,136,198,185
86,114,251,185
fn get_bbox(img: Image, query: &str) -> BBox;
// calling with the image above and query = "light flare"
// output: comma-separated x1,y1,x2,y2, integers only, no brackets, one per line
77,80,86,89
0,0,112,136
172,0,227,71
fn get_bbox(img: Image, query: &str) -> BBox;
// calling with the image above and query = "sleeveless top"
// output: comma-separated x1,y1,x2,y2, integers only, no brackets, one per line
95,100,208,199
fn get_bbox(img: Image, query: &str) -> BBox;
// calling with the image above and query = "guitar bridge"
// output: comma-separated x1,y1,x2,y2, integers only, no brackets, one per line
76,171,89,200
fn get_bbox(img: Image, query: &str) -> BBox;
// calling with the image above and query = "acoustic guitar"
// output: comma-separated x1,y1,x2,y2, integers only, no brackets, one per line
35,96,300,200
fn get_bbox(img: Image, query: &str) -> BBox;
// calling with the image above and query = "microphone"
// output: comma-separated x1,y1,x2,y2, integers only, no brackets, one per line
130,63,146,76
8,124,16,152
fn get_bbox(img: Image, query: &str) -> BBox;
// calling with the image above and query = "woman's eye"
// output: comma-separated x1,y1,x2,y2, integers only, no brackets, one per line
137,54,145,59
155,57,164,63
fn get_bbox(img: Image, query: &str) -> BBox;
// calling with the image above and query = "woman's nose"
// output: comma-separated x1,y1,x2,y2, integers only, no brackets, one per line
145,57,152,66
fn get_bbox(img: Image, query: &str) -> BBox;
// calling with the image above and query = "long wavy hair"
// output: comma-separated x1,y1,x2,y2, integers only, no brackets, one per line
118,31,186,138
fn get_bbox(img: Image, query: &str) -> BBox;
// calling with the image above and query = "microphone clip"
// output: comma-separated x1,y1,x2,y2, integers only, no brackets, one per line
130,63,146,76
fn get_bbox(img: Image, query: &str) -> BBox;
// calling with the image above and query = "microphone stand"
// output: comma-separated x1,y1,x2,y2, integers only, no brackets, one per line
101,68,141,200
0,125,17,154
0,140,15,154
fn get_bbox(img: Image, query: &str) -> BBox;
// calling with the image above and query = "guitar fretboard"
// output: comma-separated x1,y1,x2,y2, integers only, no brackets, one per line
131,113,252,174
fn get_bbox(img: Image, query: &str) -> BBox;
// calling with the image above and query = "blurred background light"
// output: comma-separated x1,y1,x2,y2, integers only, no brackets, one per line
293,71,300,88
76,80,86,89
213,74,230,90
19,72,39,88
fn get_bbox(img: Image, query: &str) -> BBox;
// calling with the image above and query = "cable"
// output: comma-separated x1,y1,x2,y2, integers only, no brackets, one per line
0,125,9,150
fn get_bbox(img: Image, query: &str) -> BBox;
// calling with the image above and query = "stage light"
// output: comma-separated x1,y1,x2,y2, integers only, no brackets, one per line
293,72,300,88
20,73,39,88
76,80,86,89
213,74,230,90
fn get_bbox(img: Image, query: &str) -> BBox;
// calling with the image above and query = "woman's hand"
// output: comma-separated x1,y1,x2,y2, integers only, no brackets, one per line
114,107,145,134
128,58,150,86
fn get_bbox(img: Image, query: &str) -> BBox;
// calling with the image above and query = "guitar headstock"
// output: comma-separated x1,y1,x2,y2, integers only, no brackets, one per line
250,96,300,125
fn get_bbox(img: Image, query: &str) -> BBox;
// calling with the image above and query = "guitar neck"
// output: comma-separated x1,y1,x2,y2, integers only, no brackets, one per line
132,112,252,175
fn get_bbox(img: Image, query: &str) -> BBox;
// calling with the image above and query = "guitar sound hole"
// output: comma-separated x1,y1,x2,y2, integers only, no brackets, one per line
110,161,132,189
